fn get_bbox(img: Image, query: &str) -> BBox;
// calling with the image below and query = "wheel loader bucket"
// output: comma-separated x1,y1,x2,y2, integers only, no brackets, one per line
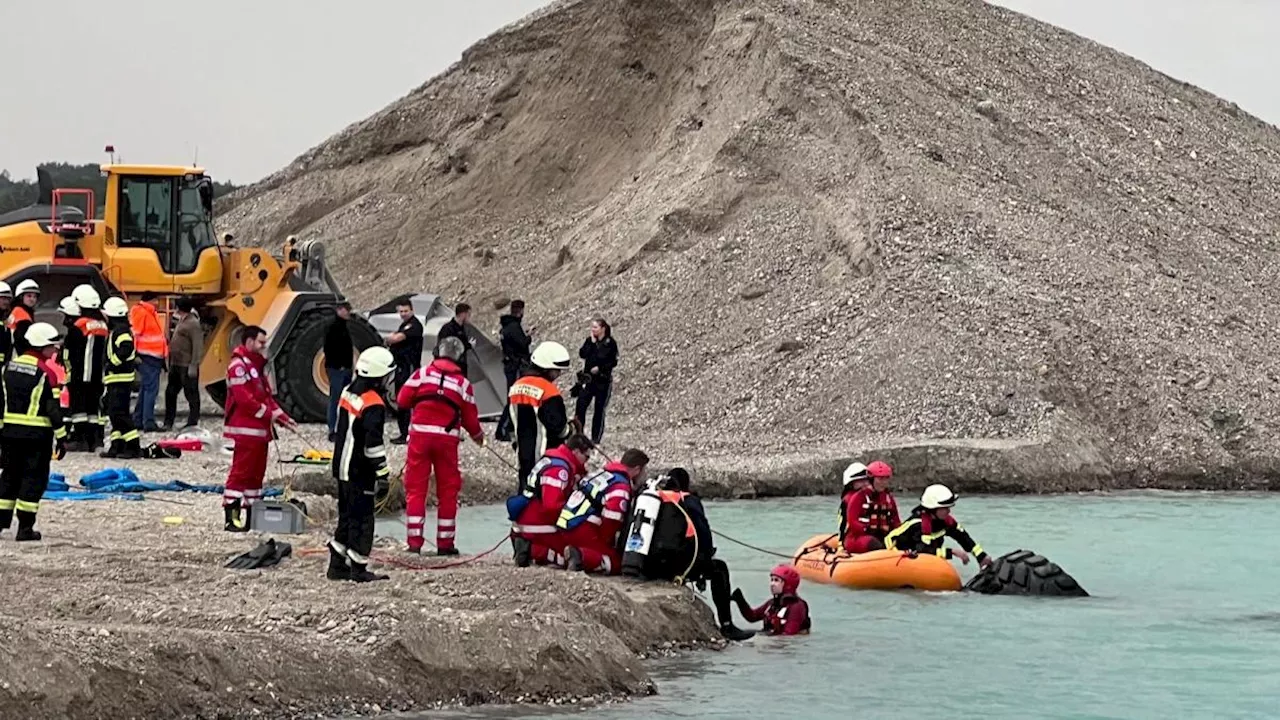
364,293,507,420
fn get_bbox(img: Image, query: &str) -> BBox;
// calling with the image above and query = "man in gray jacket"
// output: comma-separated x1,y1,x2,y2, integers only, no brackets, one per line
163,297,204,430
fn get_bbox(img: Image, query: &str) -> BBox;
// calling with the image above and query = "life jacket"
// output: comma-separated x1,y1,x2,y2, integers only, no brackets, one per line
504,454,574,522
621,484,698,580
556,468,630,532
762,595,811,636
73,315,109,384
838,487,897,540
5,305,31,331
46,357,69,409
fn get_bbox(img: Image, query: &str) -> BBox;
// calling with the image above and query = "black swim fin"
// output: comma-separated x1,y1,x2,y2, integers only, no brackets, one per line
226,539,293,570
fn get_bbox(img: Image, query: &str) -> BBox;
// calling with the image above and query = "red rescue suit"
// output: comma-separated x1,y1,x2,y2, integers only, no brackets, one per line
397,357,482,552
739,565,811,636
222,345,291,517
839,486,901,553
512,445,587,543
539,463,633,574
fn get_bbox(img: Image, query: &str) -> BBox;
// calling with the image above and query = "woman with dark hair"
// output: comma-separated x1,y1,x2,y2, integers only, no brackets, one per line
575,317,617,444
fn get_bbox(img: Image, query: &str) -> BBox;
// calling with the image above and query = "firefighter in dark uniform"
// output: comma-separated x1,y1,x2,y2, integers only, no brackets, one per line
100,296,140,459
68,284,108,452
0,322,68,541
508,341,574,484
886,484,993,569
328,346,396,583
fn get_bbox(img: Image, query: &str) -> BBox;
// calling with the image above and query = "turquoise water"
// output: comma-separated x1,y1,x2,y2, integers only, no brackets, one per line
385,493,1280,720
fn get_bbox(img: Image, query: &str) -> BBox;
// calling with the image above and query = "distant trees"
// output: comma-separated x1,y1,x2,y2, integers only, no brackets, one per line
0,163,240,215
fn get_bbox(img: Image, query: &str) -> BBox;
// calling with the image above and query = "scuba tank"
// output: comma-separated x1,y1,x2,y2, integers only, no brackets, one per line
622,480,664,577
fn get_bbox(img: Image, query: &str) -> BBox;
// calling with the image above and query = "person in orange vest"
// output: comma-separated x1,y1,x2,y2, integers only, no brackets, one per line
129,292,168,432
508,341,575,485
6,279,39,356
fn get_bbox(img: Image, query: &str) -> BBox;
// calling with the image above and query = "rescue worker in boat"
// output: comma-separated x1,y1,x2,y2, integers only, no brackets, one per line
397,336,484,556
838,460,900,553
100,297,142,459
67,284,108,452
328,346,396,583
508,341,575,484
0,322,69,542
222,325,297,531
6,278,39,355
508,433,592,567
885,483,993,569
550,448,650,574
732,564,811,636
621,467,756,641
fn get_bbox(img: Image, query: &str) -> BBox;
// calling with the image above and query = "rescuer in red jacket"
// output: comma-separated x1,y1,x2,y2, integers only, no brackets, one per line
396,336,484,556
839,460,901,553
507,434,592,567
732,564,811,636
222,326,295,531
550,448,650,574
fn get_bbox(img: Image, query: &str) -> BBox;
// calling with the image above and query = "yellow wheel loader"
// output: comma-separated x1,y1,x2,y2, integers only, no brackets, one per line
0,163,382,422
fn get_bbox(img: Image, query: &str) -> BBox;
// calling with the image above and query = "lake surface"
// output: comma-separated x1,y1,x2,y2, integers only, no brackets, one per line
375,492,1280,720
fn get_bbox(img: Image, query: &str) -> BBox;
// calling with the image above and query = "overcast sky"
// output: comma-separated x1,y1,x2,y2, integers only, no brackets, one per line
1,0,1277,183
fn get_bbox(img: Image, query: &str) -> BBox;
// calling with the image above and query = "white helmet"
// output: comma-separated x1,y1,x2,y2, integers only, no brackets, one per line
920,484,958,510
102,296,130,318
72,284,101,309
842,462,869,489
355,346,395,378
25,322,62,348
58,296,79,316
14,279,39,297
531,341,571,370
0,281,11,299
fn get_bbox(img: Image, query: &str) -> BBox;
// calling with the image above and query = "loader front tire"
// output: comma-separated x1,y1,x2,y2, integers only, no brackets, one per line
274,310,384,423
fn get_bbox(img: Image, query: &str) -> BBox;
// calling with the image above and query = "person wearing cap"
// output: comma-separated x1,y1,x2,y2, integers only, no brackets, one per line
731,564,811,636
507,341,575,484
0,322,68,542
323,301,355,440
838,460,901,553
886,484,993,569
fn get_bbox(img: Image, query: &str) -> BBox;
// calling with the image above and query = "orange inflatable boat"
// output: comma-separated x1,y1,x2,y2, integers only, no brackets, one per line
791,534,962,592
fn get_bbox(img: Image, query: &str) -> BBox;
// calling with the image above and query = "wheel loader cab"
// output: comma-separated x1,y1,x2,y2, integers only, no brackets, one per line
101,165,224,295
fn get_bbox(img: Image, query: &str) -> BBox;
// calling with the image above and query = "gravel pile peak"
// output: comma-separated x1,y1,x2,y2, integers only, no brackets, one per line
220,0,1280,485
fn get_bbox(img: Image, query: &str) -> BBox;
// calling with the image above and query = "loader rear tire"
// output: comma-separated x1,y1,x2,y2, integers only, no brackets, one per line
274,310,384,423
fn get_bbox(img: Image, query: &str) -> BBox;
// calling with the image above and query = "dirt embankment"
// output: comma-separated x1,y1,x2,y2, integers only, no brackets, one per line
218,0,1280,493
0,493,719,720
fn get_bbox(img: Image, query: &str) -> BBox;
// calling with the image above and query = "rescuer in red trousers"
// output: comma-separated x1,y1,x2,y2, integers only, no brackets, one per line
222,325,295,531
507,433,592,567
839,460,901,553
396,336,484,556
549,448,650,574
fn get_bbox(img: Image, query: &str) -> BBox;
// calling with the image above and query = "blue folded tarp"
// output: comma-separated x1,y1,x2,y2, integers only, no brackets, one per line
43,469,284,501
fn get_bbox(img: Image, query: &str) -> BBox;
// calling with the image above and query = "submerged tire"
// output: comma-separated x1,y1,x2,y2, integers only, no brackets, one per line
963,549,1088,597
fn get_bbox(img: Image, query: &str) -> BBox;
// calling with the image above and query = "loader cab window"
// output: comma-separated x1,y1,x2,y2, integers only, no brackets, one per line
176,178,216,274
118,175,213,275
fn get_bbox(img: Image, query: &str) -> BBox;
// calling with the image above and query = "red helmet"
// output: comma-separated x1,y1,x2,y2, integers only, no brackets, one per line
867,460,893,479
770,564,801,595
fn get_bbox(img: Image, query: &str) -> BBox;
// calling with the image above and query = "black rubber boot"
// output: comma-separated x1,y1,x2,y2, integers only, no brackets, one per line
564,546,584,572
223,504,249,532
436,547,460,557
118,439,141,460
719,623,756,641
99,440,120,459
511,537,532,567
15,526,42,542
348,563,389,583
326,544,350,581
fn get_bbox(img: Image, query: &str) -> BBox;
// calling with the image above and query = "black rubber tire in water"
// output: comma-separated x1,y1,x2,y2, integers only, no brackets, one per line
963,549,1089,597
274,311,385,423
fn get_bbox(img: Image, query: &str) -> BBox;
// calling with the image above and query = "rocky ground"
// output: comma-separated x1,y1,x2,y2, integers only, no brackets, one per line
217,0,1280,493
0,486,720,720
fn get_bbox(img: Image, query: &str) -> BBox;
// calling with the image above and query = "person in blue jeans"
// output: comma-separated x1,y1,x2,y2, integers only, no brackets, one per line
130,292,167,432
324,302,355,441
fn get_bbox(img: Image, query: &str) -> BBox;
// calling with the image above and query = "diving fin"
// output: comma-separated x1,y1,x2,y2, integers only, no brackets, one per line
225,539,293,570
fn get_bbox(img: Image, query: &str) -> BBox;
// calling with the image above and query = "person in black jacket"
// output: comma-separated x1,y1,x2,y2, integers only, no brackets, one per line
495,300,532,442
435,302,475,375
575,317,617,444
323,302,355,441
